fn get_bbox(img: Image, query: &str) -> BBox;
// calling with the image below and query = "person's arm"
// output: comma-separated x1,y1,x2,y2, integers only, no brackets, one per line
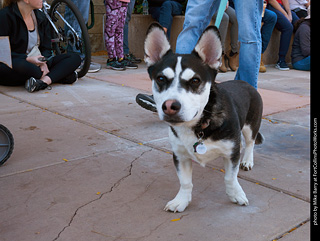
36,10,52,58
268,0,290,21
282,0,292,22
299,24,310,57
0,8,28,60
305,0,310,8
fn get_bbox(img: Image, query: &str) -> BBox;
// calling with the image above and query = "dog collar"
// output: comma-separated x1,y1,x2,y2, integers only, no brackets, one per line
193,131,207,155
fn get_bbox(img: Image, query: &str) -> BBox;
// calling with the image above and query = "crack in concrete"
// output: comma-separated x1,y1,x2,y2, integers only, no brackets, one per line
52,149,152,241
271,218,310,241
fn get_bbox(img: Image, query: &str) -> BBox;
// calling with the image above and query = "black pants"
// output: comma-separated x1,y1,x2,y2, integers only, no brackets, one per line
0,53,81,86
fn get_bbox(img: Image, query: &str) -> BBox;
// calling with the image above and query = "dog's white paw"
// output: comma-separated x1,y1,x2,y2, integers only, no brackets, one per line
240,159,254,171
164,194,191,213
226,185,249,206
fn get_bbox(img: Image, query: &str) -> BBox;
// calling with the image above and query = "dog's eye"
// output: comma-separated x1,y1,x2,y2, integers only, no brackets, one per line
156,76,167,83
189,78,201,86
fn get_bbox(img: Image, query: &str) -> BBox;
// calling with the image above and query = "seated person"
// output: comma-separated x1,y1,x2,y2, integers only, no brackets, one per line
149,0,184,39
212,1,239,72
260,8,277,72
267,0,299,70
0,0,81,92
289,0,310,18
291,6,310,71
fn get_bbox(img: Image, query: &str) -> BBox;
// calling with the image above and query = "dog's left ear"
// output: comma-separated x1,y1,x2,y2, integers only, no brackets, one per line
144,23,171,66
193,26,222,70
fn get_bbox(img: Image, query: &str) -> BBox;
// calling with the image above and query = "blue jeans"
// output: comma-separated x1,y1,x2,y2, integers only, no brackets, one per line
65,0,90,55
176,0,263,89
292,56,310,71
149,1,183,39
261,9,277,53
123,0,136,55
66,0,90,28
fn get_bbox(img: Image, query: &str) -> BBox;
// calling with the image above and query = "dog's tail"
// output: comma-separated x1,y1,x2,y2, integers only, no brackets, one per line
255,132,265,145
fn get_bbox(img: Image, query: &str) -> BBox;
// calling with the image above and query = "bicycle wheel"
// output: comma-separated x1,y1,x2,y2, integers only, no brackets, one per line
0,124,14,166
49,0,91,78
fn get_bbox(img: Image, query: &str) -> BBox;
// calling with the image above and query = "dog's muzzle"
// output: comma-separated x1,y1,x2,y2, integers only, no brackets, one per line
161,99,184,124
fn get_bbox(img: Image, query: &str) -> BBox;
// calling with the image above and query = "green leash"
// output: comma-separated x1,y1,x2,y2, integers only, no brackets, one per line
215,0,228,28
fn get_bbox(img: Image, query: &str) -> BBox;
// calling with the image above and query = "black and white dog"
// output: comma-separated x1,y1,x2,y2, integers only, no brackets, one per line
144,23,264,212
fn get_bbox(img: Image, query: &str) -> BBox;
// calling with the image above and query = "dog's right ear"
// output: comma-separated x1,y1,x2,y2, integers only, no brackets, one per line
144,23,171,66
193,26,222,70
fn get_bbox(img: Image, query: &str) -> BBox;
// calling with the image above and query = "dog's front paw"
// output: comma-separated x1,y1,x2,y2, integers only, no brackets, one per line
240,160,253,171
226,185,249,206
164,193,191,213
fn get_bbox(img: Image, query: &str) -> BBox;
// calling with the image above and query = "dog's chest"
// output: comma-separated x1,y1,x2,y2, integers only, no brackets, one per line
169,126,234,166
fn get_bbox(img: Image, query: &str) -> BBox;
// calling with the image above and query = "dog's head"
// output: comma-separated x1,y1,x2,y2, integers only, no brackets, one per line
144,23,222,126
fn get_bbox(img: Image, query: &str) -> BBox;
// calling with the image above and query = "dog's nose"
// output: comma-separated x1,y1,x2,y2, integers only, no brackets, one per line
162,99,181,115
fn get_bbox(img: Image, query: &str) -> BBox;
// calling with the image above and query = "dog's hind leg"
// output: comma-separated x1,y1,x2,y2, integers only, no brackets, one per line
224,157,249,206
164,153,193,213
240,124,255,171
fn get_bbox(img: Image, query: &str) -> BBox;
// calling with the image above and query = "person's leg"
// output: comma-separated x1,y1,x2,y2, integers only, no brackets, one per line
261,9,277,54
291,10,299,25
267,5,293,62
66,0,90,26
114,1,128,60
292,56,310,71
212,12,229,53
64,0,90,54
158,1,182,38
46,54,81,83
233,0,263,89
176,0,221,54
104,0,122,59
123,0,135,55
225,7,238,54
1,58,44,86
149,6,160,21
212,12,229,72
224,7,238,71
0,61,41,86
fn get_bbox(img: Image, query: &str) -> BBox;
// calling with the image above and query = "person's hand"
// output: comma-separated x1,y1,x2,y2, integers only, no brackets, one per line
287,11,292,22
26,55,45,66
40,63,50,78
305,1,310,8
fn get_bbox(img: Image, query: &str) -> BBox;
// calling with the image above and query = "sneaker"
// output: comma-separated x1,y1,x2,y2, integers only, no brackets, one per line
25,77,50,93
88,62,102,73
275,60,289,71
121,57,138,69
136,94,157,112
107,58,126,71
125,53,142,64
78,61,101,73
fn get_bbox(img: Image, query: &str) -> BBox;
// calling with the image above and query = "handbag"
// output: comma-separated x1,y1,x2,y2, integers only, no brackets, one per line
292,7,308,18
27,45,41,57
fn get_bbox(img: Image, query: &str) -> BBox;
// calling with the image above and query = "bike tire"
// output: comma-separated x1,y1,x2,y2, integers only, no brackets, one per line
0,124,14,166
49,0,91,78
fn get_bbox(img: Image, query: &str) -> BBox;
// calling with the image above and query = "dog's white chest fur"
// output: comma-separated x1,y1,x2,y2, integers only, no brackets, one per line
169,126,234,166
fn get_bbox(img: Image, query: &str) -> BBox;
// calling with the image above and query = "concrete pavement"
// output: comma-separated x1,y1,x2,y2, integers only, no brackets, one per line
0,57,310,241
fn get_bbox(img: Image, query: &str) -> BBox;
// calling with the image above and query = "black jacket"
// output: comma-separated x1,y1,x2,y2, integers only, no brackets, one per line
0,3,52,60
